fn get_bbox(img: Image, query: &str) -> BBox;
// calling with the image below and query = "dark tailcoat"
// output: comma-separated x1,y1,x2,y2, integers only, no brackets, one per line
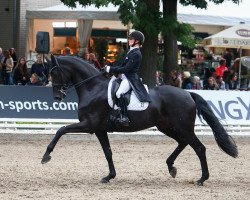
109,48,151,102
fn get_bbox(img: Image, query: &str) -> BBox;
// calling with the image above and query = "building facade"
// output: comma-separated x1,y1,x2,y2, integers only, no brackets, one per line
0,0,61,57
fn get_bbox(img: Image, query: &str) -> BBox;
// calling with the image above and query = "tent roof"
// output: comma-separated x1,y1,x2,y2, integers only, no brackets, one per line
26,3,120,20
203,24,250,49
205,24,250,39
38,3,118,12
26,3,250,26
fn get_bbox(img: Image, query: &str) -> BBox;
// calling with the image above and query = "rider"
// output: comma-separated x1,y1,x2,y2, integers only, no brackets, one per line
104,30,151,126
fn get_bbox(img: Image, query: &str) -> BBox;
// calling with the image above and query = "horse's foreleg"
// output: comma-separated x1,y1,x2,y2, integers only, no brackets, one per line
166,142,187,178
41,122,90,164
95,131,116,183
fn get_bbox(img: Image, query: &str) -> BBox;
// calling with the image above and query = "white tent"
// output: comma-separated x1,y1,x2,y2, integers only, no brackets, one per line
203,24,250,87
203,24,250,49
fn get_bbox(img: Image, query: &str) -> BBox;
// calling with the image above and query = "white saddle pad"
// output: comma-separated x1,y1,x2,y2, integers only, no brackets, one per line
108,76,149,111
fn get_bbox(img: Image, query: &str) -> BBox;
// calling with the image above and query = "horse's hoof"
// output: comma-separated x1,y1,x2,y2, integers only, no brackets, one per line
100,178,110,183
41,155,51,164
194,180,203,186
169,167,177,178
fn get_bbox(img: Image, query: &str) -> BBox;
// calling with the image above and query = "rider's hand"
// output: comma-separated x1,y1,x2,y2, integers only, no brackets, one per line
102,65,110,73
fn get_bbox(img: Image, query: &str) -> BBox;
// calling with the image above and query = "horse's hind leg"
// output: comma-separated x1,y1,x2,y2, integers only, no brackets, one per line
95,131,116,183
166,142,187,178
189,135,209,186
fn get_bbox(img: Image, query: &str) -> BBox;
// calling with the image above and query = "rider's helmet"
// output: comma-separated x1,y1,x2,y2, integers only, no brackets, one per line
129,31,145,45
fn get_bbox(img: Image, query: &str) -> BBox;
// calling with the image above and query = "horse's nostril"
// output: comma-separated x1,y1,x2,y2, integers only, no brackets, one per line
54,96,62,101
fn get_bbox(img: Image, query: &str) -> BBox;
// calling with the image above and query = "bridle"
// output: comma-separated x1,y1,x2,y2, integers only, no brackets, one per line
50,58,104,96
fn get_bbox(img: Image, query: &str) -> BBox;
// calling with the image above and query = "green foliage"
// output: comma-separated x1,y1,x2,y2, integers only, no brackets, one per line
61,0,242,69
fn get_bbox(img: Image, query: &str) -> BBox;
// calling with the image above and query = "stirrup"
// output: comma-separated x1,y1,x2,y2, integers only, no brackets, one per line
117,116,130,126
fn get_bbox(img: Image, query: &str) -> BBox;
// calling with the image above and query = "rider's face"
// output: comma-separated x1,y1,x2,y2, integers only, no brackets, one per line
128,37,135,47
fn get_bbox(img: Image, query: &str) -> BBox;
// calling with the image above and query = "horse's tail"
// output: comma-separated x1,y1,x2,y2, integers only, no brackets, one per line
190,92,238,158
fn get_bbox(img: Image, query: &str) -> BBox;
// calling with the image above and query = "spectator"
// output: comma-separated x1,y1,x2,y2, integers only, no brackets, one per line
203,77,219,90
155,71,164,86
82,52,90,62
193,76,202,90
26,73,43,86
223,49,233,68
231,58,249,89
181,71,193,89
1,50,14,85
216,76,226,90
0,47,5,84
169,70,181,88
9,48,17,68
226,73,238,90
13,57,30,85
30,54,48,85
89,53,101,70
202,67,212,90
64,47,72,55
216,58,228,77
0,47,4,62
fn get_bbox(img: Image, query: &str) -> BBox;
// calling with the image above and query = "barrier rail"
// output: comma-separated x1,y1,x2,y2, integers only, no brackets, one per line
0,118,249,136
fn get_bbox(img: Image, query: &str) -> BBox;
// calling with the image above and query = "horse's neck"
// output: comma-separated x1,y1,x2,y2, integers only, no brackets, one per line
75,74,109,103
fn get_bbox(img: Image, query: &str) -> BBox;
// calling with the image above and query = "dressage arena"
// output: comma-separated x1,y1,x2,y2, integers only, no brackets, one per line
0,133,249,200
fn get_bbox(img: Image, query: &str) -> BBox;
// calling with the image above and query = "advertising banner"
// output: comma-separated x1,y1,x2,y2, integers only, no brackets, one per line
0,86,249,125
191,90,250,125
0,86,78,119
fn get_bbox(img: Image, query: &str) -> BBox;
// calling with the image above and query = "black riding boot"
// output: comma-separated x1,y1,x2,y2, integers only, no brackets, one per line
117,94,130,126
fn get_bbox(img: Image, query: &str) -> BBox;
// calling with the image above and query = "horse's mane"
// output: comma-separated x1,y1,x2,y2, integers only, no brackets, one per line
58,56,100,74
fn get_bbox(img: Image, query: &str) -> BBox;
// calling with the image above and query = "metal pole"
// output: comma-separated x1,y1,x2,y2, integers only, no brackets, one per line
13,0,17,49
238,47,242,89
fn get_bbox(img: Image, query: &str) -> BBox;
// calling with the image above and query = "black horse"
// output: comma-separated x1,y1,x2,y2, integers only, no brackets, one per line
41,55,238,186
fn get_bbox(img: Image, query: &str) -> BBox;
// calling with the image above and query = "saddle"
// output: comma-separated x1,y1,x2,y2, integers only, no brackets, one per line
107,75,149,111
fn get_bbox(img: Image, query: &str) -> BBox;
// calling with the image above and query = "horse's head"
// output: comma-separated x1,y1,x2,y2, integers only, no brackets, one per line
48,54,103,101
49,55,71,101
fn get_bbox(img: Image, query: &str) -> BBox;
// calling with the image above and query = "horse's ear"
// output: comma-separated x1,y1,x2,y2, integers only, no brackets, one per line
51,54,57,67
45,56,51,66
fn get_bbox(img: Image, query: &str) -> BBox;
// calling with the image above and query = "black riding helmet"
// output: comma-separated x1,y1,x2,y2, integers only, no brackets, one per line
129,31,145,45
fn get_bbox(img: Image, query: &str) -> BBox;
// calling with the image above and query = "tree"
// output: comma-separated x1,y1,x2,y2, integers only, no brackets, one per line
162,0,241,82
61,0,241,86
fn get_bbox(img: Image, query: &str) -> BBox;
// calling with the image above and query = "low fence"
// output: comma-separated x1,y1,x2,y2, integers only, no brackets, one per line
0,86,249,136
0,118,249,136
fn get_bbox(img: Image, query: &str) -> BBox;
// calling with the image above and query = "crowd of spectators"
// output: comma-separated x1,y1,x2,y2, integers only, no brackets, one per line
0,47,50,86
157,56,250,91
1,46,249,91
0,46,102,87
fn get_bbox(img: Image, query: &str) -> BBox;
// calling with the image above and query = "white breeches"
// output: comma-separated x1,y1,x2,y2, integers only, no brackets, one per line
116,74,131,99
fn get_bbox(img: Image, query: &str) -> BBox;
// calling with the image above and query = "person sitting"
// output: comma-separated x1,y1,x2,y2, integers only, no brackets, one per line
13,57,30,85
216,76,226,90
64,47,72,56
181,71,193,90
169,70,181,88
226,73,238,90
104,30,151,126
193,76,202,90
26,73,43,86
203,77,219,90
30,54,48,84
89,53,101,70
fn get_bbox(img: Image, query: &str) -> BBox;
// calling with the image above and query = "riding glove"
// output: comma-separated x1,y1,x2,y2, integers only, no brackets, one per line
104,65,110,73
